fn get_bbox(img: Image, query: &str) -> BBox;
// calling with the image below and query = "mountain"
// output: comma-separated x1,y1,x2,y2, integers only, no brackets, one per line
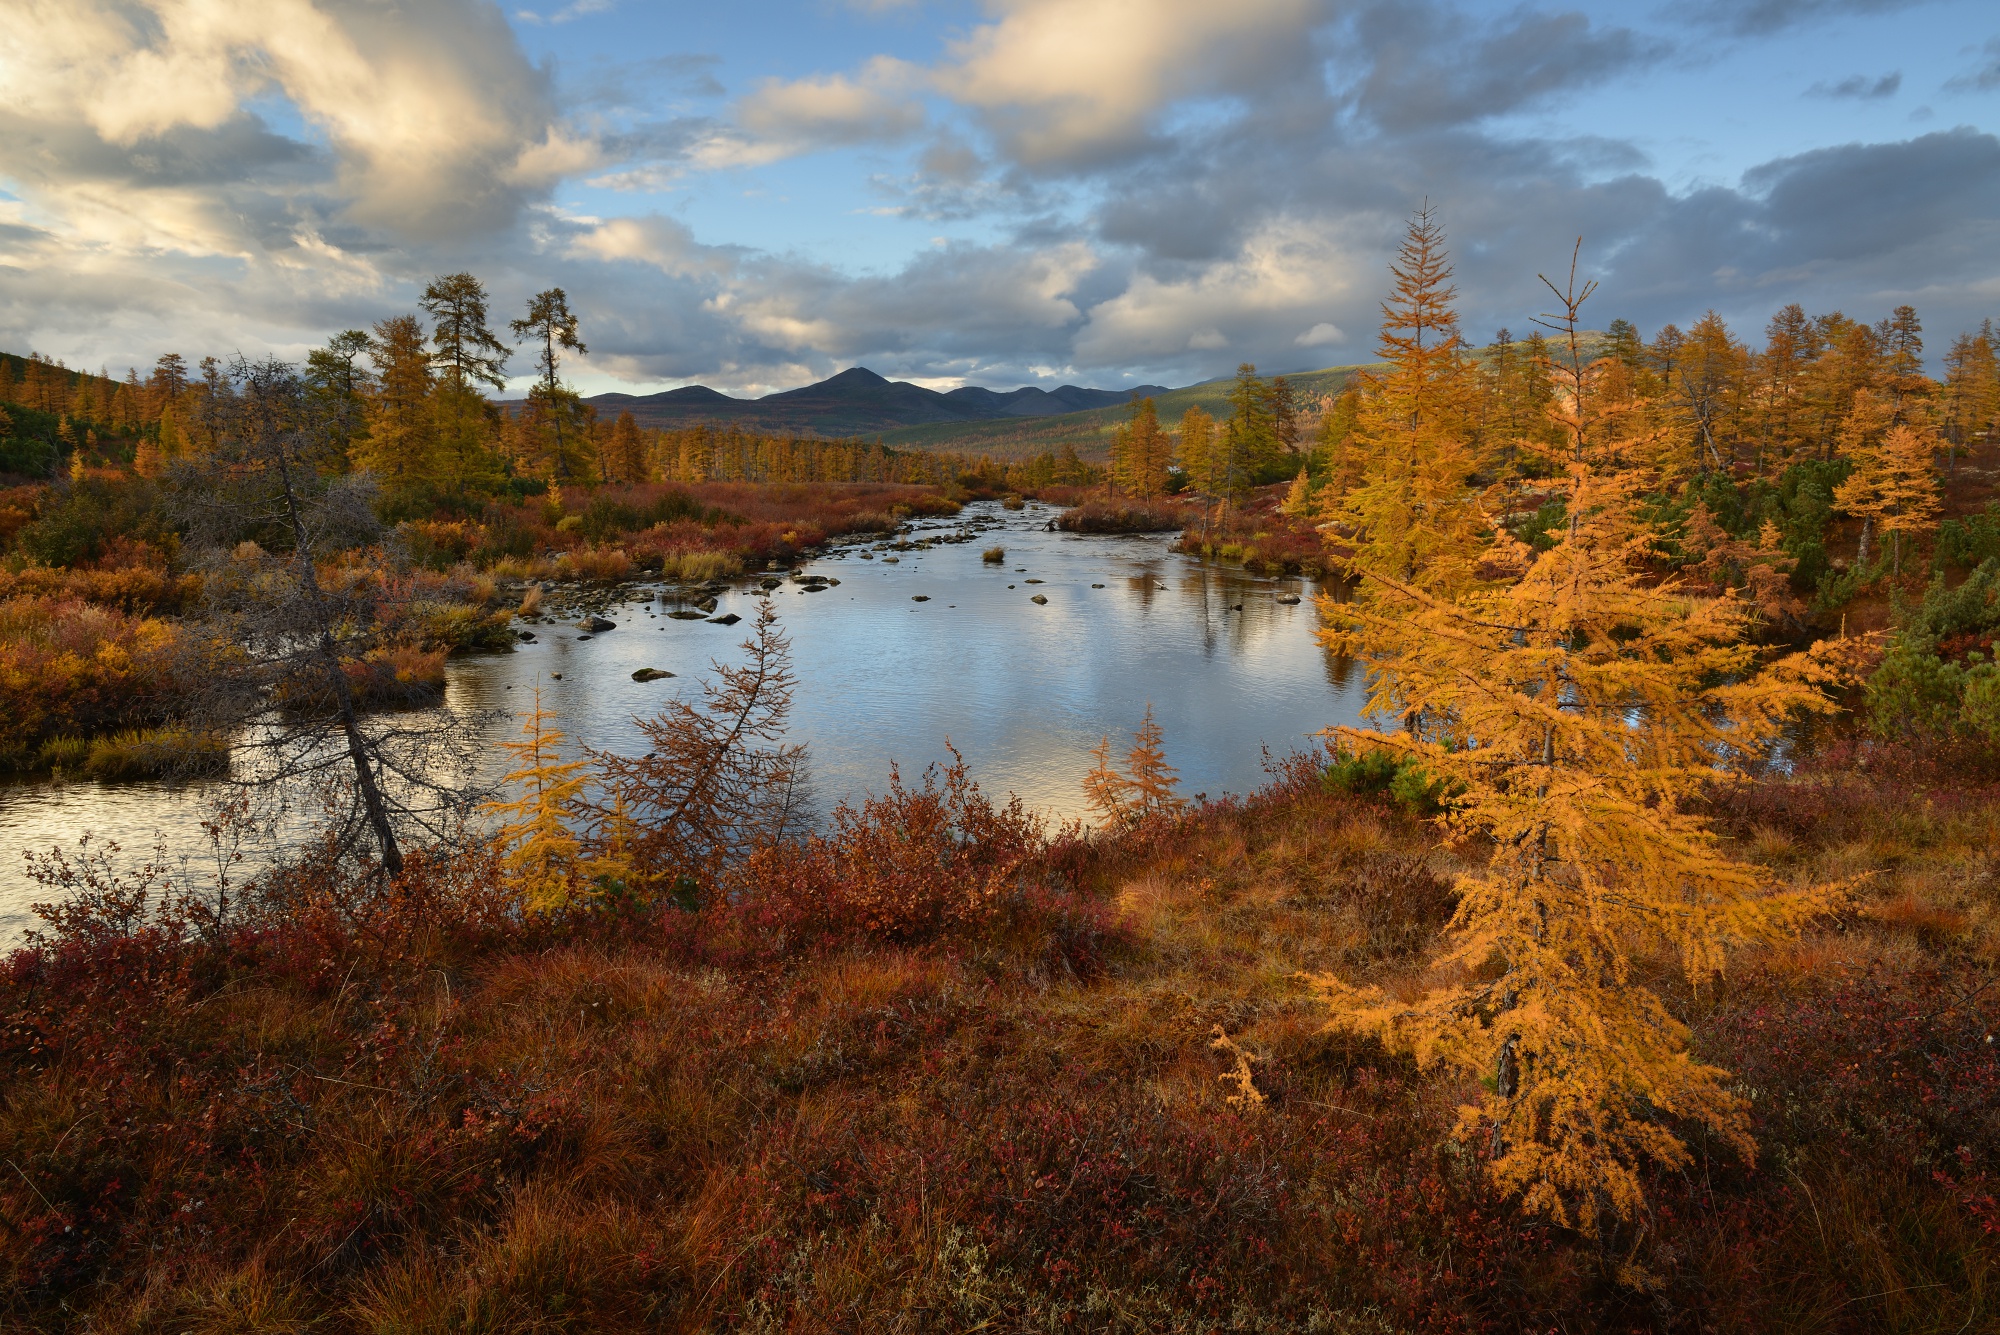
578,367,1173,437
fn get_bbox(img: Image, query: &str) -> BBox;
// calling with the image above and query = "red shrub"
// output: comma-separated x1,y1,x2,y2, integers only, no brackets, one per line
741,749,1045,943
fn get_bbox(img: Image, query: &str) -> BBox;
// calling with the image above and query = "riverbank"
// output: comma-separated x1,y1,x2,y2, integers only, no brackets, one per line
2,747,1993,1331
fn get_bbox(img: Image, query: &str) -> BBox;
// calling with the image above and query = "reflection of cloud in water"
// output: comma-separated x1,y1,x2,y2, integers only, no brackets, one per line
1,501,1365,945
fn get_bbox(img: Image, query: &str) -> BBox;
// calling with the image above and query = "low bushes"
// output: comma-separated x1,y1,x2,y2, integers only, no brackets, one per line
1056,499,1192,533
741,750,1045,944
0,594,186,767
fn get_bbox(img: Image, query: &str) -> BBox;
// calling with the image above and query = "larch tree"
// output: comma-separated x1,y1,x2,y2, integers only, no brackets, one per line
591,601,810,903
1312,248,1848,1235
511,288,591,481
1834,421,1943,576
483,687,594,911
421,272,510,393
1123,704,1183,816
305,330,374,464
354,315,439,492
1178,405,1224,496
1116,397,1171,499
607,410,649,484
1324,204,1484,603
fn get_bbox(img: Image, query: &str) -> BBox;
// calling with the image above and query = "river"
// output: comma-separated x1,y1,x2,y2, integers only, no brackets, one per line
0,499,1366,944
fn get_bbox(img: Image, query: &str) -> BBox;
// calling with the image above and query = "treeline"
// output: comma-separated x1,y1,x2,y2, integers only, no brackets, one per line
0,277,1108,504
1096,293,1999,526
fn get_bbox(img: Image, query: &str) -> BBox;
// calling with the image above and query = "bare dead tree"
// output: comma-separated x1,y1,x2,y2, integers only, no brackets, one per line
170,356,488,876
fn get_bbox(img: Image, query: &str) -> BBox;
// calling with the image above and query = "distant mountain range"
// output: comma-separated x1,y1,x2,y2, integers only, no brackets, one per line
573,367,1175,437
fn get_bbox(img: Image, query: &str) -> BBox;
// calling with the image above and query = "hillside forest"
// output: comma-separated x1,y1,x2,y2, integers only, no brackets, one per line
2,217,2000,1331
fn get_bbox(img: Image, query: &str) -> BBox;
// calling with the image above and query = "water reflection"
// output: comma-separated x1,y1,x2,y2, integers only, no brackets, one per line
0,500,1363,944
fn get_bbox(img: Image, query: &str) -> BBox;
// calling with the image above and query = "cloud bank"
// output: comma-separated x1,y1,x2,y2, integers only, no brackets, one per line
1,0,1995,393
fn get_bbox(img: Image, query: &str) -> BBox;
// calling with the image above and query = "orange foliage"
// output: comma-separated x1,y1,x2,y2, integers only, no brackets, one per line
0,594,185,758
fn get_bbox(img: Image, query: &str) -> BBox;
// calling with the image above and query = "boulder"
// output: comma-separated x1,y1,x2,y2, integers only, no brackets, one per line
1277,594,1301,605
1030,594,1048,605
912,594,930,602
579,616,616,632
516,629,537,641
708,612,742,625
667,609,706,620
631,667,676,682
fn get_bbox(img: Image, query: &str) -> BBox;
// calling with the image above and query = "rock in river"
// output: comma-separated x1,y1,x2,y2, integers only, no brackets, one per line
578,616,616,632
1277,594,1301,605
708,612,742,625
911,595,930,602
1030,594,1048,605
632,667,675,682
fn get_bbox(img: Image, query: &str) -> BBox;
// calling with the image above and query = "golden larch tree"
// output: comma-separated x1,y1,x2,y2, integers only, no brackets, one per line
483,686,594,912
1312,250,1848,1233
1834,420,1942,576
354,315,439,490
1324,204,1484,600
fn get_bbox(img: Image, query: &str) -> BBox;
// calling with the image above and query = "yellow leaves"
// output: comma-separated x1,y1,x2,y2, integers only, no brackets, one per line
1082,704,1184,829
1311,264,1846,1232
482,686,594,912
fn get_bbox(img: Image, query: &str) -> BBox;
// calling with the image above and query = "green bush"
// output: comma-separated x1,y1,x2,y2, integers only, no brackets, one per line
1323,747,1457,816
1936,504,2000,572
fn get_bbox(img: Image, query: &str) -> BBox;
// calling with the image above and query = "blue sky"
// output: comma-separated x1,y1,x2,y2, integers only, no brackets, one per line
2,0,1996,395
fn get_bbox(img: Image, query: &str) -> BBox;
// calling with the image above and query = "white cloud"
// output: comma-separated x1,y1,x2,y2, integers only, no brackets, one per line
699,56,925,167
1074,217,1362,366
1295,321,1345,346
937,0,1323,166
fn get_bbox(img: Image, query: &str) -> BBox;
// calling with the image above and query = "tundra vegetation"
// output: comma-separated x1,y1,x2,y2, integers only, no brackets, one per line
1,233,1999,1329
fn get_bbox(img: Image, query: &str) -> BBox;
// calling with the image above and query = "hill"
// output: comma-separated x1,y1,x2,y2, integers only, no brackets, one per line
871,362,1373,460
578,367,1172,437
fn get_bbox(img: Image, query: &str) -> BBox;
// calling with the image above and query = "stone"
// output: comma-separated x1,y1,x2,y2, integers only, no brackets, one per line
578,616,616,632
577,634,594,641
516,629,537,641
760,577,783,589
667,609,706,620
1278,594,1301,605
881,556,900,564
550,672,562,680
708,612,742,625
632,667,675,682
1030,594,1048,605
912,595,930,602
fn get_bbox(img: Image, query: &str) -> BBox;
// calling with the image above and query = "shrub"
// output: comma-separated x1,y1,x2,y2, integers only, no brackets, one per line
1322,745,1455,816
743,748,1044,943
1057,501,1187,534
982,546,1006,563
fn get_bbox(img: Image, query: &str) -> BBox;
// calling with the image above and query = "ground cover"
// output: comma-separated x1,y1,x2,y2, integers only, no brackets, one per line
1,747,1993,1331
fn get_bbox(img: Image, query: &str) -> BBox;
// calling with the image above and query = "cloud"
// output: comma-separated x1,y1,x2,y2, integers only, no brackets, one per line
937,0,1326,168
1296,322,1345,346
1945,37,2000,93
1687,0,1932,38
697,56,925,167
1807,72,1902,99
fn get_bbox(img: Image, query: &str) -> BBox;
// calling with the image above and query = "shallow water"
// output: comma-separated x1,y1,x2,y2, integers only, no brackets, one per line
0,500,1366,944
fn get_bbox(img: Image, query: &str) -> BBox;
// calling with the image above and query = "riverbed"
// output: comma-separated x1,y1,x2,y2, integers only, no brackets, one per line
0,500,1365,944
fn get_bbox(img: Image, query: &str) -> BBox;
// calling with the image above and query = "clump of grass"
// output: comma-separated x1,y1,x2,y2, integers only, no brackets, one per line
554,546,633,582
517,583,544,617
35,735,90,771
982,546,1006,563
82,727,229,780
1002,494,1026,510
660,549,743,582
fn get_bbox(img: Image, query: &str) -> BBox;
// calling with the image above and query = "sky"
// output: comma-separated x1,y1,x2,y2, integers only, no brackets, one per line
1,0,1996,397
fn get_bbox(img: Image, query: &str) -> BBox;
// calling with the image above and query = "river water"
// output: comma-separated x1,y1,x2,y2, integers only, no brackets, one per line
0,500,1366,945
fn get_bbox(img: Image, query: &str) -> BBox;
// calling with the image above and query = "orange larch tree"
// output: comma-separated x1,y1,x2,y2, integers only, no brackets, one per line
1312,248,1850,1235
